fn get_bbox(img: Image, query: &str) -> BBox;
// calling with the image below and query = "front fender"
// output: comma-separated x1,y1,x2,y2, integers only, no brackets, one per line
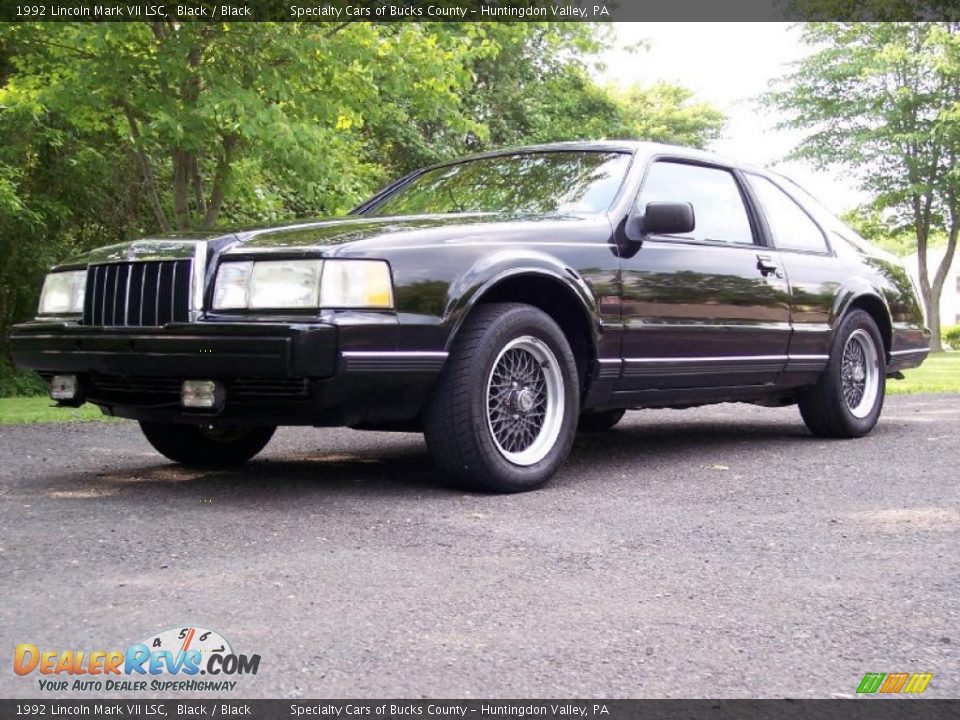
442,249,601,351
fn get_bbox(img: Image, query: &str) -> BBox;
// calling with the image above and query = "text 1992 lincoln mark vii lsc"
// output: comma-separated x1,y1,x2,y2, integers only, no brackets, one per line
11,141,930,492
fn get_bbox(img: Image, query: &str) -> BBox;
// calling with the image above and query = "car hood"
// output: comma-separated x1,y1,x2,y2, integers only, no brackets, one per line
55,212,608,269
223,212,606,256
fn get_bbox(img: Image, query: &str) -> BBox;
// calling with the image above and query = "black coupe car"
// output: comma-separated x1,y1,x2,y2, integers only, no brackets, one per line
11,141,930,492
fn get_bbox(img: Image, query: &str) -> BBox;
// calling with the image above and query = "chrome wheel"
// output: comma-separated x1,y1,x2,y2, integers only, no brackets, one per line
486,335,565,466
841,328,880,419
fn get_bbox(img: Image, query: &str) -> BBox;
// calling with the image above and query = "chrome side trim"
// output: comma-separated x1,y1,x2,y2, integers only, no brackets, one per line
614,354,832,379
889,348,928,356
623,355,789,364
596,358,622,379
342,351,450,358
784,354,830,373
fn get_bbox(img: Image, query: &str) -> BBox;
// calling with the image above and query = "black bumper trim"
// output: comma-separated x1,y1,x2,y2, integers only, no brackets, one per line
340,350,448,373
10,322,338,379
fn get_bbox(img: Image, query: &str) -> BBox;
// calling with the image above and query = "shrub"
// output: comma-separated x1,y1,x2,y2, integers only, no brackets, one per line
943,325,960,351
0,360,47,397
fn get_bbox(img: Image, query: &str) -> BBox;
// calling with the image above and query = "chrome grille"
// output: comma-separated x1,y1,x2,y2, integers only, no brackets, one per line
83,260,191,326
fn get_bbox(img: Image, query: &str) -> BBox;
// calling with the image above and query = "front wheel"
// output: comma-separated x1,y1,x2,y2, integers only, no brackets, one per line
424,303,579,493
139,422,276,466
799,309,885,438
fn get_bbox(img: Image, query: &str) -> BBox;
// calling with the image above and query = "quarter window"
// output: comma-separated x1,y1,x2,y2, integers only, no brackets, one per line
636,162,755,245
747,174,829,253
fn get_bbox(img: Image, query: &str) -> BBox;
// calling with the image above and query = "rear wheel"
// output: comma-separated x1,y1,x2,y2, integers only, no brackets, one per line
799,309,885,438
139,422,276,466
424,303,579,493
578,408,626,432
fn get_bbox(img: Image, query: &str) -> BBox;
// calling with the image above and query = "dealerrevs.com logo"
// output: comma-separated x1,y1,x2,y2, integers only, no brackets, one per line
14,626,260,693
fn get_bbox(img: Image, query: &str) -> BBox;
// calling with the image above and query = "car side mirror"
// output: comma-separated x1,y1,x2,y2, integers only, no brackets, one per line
626,201,696,241
643,201,695,235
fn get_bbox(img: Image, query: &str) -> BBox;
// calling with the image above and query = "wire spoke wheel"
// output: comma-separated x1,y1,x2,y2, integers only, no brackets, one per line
840,328,879,419
486,335,564,466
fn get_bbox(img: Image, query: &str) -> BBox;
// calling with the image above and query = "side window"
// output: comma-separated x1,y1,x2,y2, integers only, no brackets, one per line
746,174,829,253
637,161,755,245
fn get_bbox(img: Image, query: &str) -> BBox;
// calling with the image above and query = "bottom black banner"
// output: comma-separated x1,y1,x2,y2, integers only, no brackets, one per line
1,700,958,720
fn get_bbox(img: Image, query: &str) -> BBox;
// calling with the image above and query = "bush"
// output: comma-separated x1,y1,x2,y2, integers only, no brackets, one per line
943,325,960,351
0,359,47,397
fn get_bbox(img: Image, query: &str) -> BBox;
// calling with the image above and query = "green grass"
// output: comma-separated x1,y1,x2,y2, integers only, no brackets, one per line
887,352,960,395
0,397,115,425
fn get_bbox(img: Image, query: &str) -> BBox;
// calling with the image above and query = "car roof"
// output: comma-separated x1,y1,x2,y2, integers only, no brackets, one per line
432,139,743,170
356,140,815,217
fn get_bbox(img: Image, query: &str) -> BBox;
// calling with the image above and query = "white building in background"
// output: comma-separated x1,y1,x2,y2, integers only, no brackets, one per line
903,246,960,328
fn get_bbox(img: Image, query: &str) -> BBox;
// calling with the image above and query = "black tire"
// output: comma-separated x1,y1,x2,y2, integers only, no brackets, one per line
799,309,886,438
139,422,276,466
424,302,579,493
578,408,626,433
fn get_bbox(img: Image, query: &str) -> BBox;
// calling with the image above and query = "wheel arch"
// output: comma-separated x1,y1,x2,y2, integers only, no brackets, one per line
444,257,601,395
836,291,893,357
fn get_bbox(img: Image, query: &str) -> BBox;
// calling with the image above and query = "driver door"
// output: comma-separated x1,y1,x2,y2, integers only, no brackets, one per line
617,160,792,391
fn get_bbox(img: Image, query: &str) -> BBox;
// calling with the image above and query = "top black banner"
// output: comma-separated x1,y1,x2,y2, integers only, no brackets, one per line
2,0,959,22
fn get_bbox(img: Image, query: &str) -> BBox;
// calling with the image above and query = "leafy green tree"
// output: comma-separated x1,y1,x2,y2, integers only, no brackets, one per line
3,22,490,230
766,22,960,351
841,207,948,257
614,83,725,149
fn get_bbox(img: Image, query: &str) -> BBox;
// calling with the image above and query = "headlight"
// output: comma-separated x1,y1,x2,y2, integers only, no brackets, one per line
319,260,393,309
212,259,393,310
38,270,86,315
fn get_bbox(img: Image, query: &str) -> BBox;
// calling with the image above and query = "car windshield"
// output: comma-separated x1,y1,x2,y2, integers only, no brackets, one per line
365,151,631,217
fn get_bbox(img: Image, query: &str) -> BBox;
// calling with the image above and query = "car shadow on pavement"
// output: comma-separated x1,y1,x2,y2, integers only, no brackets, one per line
71,416,825,500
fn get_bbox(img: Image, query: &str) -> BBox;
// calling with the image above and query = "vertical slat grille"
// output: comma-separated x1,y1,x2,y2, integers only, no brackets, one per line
83,260,191,327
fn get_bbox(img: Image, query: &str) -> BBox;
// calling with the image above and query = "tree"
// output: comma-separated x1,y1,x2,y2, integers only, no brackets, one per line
765,22,960,351
3,22,491,231
614,83,725,149
842,206,949,257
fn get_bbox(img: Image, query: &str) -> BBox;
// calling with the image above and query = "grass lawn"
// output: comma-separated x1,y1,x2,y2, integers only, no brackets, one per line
0,353,955,424
887,351,960,395
0,397,115,425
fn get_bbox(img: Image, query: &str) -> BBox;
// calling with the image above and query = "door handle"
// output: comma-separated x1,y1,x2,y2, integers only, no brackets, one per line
756,254,781,278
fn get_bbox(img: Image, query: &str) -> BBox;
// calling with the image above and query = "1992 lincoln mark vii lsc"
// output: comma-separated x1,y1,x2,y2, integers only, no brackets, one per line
11,141,930,492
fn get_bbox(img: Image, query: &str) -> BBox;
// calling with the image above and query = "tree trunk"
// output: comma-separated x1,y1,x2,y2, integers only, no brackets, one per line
171,148,191,231
926,211,960,353
121,104,170,233
924,290,943,353
202,134,237,227
190,155,207,219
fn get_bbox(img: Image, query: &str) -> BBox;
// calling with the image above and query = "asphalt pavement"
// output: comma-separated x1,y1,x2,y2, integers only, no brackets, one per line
1,394,957,698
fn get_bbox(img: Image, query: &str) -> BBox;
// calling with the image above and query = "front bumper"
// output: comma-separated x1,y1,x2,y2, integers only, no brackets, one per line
9,321,338,378
10,321,446,428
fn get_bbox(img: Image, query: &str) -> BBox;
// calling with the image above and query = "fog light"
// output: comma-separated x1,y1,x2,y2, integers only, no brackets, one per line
181,380,224,409
50,375,78,401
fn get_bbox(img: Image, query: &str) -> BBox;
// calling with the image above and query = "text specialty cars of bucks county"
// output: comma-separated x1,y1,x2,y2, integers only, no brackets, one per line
11,141,931,492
